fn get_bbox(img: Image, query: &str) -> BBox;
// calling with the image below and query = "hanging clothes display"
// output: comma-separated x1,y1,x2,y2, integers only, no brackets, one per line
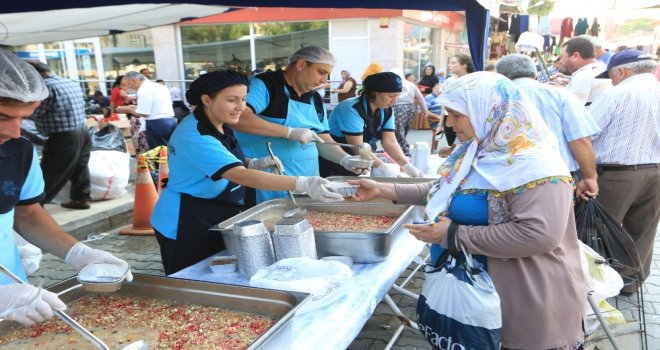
538,16,552,36
559,17,574,45
590,18,601,37
498,13,509,32
574,18,589,36
509,14,521,42
518,15,530,42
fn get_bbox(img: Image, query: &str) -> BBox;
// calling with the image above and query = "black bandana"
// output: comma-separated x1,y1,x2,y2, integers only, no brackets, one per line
362,72,402,93
186,70,248,105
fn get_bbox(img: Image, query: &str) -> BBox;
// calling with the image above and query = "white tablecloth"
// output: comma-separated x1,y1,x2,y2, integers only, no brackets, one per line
171,231,424,349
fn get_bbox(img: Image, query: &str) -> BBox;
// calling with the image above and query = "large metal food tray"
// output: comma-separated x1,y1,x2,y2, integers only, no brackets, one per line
0,274,309,349
216,198,416,263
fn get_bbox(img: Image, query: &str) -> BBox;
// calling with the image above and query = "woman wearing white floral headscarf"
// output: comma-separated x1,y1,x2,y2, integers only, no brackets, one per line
349,72,586,349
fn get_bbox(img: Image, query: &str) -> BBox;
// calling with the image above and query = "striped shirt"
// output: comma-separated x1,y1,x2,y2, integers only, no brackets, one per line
590,73,660,165
31,74,86,136
566,61,612,106
514,78,600,171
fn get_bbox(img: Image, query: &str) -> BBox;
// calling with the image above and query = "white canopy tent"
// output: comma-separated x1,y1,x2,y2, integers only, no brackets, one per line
0,4,231,47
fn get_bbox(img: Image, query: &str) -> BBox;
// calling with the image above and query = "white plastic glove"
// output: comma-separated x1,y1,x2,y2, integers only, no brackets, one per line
402,163,423,177
371,163,400,177
295,176,344,202
339,155,366,175
286,127,324,143
64,242,133,282
248,156,283,172
0,284,66,325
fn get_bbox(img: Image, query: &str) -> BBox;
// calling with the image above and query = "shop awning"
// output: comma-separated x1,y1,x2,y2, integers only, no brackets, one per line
0,1,491,70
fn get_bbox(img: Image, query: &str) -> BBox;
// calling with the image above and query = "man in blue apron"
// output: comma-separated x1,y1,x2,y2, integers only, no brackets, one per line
0,49,133,325
233,46,361,203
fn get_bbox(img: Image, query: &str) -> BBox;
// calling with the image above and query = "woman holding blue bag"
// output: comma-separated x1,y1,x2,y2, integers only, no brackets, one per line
349,72,587,349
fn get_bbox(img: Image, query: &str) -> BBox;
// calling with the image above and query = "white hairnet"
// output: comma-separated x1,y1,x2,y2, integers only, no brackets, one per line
288,46,336,66
0,49,49,102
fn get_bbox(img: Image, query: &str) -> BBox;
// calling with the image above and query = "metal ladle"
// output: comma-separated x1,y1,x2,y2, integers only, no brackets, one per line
265,142,307,218
0,264,146,350
311,140,372,159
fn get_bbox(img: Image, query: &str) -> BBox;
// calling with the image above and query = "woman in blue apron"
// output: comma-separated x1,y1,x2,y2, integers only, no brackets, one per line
151,70,343,275
233,46,361,204
321,72,424,178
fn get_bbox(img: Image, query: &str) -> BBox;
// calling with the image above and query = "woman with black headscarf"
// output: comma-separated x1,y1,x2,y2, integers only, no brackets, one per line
321,72,423,177
150,70,343,274
417,64,439,94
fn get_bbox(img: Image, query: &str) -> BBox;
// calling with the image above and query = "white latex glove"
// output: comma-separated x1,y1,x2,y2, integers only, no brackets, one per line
295,176,344,202
0,284,66,325
248,156,283,172
371,163,400,177
64,242,133,282
339,155,366,175
402,163,423,177
286,127,324,143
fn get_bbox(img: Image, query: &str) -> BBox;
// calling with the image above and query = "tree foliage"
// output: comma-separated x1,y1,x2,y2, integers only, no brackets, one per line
527,0,555,16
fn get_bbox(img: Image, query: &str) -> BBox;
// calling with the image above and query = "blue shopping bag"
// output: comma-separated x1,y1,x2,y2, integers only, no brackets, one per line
416,227,502,349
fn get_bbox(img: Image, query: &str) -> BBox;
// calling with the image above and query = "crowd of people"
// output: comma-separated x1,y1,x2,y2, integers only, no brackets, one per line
1,31,658,349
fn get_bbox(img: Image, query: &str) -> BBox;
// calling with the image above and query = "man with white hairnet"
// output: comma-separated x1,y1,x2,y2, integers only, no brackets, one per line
233,46,360,203
0,49,133,325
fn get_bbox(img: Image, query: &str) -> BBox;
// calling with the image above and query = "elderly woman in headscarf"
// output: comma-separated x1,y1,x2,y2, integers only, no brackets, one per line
331,70,357,102
349,72,586,349
321,72,423,177
151,70,342,275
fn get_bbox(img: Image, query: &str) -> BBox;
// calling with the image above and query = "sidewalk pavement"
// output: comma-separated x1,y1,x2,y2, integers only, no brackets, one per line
24,130,660,349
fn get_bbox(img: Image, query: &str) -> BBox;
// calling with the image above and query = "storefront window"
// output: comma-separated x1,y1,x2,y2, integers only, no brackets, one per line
403,23,435,82
180,21,329,79
99,29,156,88
254,21,328,72
180,24,251,79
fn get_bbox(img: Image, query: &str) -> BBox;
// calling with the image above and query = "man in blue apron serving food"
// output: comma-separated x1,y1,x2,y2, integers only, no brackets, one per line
233,46,362,203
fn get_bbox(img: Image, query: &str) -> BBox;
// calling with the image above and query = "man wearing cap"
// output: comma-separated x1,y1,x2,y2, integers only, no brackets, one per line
323,72,423,177
232,46,360,203
590,50,660,294
559,36,612,106
496,54,601,201
0,49,133,325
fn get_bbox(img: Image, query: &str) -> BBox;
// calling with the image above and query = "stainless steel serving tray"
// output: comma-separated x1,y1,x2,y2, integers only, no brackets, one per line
216,198,416,263
0,274,309,349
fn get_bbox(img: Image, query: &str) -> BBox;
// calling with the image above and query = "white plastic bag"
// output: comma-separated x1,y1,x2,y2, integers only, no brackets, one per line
250,257,352,313
579,241,624,300
417,250,502,349
13,231,42,275
579,241,626,334
88,150,130,200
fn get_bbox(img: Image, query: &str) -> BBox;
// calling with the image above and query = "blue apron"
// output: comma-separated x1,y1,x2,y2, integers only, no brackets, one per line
241,87,325,203
320,97,387,177
0,211,27,285
160,139,247,274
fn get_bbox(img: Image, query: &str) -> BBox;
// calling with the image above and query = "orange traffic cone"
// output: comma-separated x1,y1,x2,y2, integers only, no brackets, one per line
157,147,168,193
120,154,159,235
